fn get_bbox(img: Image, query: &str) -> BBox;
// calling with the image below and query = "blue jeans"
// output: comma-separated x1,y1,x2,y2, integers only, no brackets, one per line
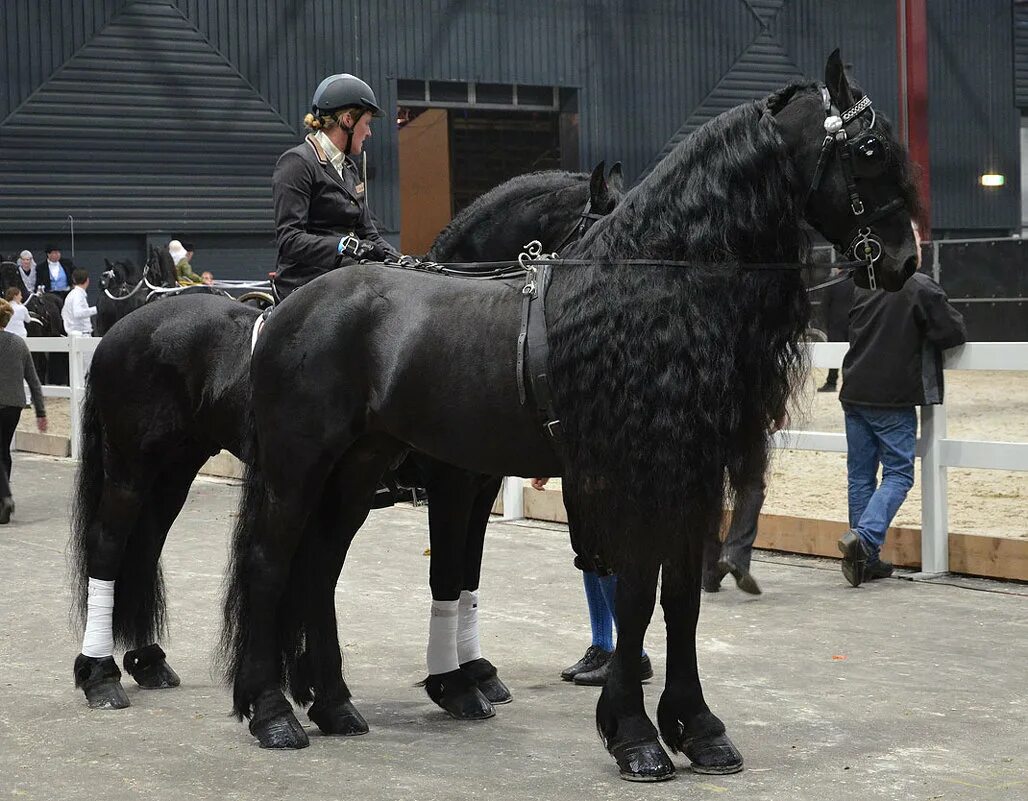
843,405,917,559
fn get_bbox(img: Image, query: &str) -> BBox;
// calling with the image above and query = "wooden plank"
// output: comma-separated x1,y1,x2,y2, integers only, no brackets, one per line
13,431,71,457
506,486,1027,582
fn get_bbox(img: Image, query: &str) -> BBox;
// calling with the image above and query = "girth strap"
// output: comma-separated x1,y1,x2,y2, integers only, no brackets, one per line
516,263,561,439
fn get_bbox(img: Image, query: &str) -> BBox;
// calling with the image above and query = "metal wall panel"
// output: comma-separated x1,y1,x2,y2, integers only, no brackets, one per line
0,0,1022,268
927,0,1020,232
1016,0,1028,107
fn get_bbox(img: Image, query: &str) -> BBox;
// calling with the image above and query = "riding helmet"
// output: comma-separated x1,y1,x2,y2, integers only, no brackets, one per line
311,74,383,117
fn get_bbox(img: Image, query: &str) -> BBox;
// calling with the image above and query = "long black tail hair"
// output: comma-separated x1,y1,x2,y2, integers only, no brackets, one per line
70,382,169,648
550,96,812,561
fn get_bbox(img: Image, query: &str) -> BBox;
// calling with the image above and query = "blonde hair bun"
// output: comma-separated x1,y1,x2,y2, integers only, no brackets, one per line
304,112,323,130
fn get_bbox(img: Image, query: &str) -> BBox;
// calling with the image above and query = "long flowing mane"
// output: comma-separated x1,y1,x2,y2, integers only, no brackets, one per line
551,95,813,556
428,170,590,261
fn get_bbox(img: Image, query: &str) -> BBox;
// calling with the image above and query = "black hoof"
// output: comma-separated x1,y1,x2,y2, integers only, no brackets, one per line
422,669,495,720
308,698,369,736
250,713,310,749
124,645,181,689
609,739,676,782
74,654,130,709
460,658,512,705
249,690,309,749
684,732,744,774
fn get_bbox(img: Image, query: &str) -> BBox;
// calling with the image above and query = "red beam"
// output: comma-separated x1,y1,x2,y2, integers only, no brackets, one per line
898,0,931,236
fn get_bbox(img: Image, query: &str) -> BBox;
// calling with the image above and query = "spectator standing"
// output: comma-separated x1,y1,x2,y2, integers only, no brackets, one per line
61,269,97,336
15,251,38,296
837,258,966,587
4,288,29,338
0,298,47,524
818,265,855,392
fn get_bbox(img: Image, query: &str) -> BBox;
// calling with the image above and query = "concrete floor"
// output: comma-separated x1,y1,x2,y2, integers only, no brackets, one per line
1,453,1025,801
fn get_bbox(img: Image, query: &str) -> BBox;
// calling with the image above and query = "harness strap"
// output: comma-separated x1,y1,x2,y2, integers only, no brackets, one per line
517,264,562,439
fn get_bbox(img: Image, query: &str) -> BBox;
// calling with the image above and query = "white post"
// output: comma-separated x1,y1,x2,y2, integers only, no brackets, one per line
69,336,84,461
498,476,524,522
918,403,948,575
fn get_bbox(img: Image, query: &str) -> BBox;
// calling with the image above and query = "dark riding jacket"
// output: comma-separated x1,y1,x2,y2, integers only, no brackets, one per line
272,134,397,297
840,271,966,408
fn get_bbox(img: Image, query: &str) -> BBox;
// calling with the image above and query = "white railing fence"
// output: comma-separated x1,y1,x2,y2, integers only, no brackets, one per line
22,337,1028,576
25,336,100,460
502,341,1028,577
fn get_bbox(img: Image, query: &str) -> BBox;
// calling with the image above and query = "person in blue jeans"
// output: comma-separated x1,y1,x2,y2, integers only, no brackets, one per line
837,247,966,587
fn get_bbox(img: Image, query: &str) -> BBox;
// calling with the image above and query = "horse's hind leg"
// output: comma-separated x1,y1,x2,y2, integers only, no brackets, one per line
121,452,210,691
454,475,513,705
75,476,146,709
291,446,403,737
657,550,744,774
596,552,675,782
422,463,495,720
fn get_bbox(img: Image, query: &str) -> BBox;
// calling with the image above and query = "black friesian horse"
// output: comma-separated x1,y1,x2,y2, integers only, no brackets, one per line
69,164,624,709
222,53,920,780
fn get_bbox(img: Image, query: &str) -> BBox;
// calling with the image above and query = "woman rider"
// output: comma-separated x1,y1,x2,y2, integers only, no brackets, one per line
271,73,399,301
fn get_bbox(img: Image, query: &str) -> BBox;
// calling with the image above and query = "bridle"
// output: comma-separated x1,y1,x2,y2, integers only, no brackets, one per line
551,198,609,255
803,86,906,291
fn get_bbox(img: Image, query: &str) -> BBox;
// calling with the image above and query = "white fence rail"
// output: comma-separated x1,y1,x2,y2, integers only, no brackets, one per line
21,336,1028,575
503,341,1028,576
25,336,100,460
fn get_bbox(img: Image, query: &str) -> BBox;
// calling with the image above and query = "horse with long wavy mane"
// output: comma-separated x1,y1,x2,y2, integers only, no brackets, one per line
222,52,920,780
68,163,623,715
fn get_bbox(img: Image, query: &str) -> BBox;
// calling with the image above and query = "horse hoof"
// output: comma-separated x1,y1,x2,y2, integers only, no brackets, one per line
250,712,310,749
74,654,130,710
609,739,676,782
423,670,495,720
308,698,369,736
124,645,181,689
460,658,512,705
684,732,744,775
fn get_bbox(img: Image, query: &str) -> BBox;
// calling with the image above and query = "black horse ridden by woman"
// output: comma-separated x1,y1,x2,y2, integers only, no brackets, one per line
69,164,623,710
222,52,921,780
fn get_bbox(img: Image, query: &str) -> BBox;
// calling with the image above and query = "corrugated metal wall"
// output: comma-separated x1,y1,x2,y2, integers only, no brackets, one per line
0,0,1022,267
927,0,1020,233
1015,0,1028,107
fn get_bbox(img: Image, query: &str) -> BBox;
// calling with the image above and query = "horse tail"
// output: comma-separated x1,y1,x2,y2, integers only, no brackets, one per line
70,381,104,632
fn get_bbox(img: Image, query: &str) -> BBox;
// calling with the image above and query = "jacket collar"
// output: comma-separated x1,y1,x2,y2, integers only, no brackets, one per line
305,133,358,201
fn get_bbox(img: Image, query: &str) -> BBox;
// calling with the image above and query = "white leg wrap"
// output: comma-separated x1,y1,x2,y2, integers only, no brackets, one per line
81,578,116,658
426,599,459,675
457,590,482,665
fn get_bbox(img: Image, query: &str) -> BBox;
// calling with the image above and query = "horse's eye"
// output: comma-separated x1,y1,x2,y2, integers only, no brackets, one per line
851,134,888,176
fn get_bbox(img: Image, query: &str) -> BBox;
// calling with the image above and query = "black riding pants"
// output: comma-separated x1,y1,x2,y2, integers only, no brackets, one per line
0,405,23,494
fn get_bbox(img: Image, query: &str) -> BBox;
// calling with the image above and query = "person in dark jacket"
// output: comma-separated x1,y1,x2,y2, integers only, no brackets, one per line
272,73,399,301
818,266,855,392
837,256,966,587
36,245,75,297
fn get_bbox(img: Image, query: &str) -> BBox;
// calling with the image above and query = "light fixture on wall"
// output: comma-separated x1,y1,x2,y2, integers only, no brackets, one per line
979,173,1005,188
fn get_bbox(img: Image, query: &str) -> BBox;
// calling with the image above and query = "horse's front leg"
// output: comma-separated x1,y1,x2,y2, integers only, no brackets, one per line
657,554,744,774
597,556,674,782
422,462,494,720
454,475,513,705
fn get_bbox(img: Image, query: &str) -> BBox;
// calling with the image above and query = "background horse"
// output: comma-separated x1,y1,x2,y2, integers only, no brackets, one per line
70,164,623,713
222,51,920,782
1,258,67,381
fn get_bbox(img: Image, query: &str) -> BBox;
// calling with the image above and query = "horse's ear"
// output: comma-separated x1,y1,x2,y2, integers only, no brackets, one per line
607,162,623,193
104,258,113,269
825,48,855,110
589,161,607,200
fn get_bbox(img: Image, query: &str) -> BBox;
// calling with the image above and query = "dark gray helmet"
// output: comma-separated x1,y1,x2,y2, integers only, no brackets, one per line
311,73,383,117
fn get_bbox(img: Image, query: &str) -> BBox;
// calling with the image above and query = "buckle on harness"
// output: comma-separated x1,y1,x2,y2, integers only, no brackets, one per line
546,420,562,439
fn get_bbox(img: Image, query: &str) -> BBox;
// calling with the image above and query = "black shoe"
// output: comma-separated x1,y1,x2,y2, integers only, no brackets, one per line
560,645,612,682
817,382,837,393
864,559,894,580
838,529,868,587
574,653,653,686
717,558,762,595
0,496,13,524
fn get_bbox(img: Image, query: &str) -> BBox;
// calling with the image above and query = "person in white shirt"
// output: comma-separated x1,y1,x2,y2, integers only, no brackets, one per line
3,288,29,338
61,269,97,336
